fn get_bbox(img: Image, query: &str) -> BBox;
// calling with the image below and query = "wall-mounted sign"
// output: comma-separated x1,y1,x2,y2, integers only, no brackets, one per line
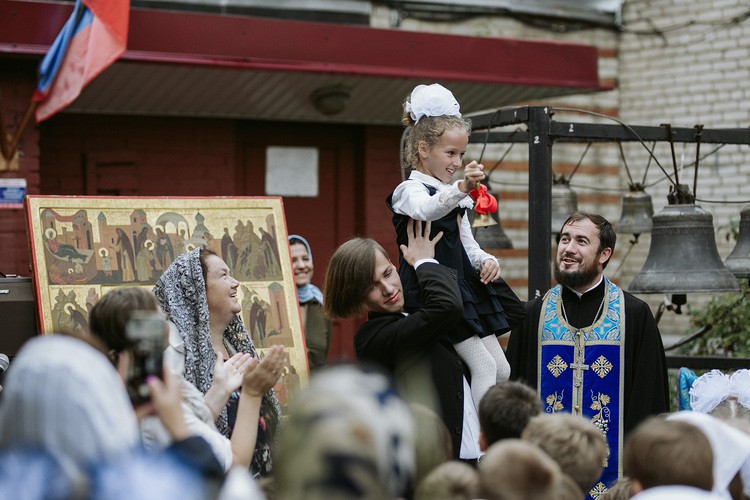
0,178,26,207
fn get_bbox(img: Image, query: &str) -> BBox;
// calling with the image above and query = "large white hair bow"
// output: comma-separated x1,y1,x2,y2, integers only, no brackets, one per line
405,83,461,123
690,368,750,414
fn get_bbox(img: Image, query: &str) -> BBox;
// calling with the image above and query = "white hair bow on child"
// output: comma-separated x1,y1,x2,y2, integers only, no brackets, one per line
689,369,750,414
405,83,461,122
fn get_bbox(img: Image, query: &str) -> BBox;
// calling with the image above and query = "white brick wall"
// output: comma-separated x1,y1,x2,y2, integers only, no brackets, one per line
619,0,750,334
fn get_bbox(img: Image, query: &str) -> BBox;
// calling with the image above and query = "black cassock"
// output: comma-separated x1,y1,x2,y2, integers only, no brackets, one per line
506,278,670,434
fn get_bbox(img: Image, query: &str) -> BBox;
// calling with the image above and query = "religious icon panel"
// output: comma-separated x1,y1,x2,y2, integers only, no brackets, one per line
26,195,307,405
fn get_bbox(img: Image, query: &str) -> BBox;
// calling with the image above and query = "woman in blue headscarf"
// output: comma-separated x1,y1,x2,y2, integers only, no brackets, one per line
289,235,332,372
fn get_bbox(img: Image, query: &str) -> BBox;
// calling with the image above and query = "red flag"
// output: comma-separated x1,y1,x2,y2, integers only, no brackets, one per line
33,0,129,122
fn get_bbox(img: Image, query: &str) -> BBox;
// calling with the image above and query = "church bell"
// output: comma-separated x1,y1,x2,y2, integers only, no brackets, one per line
725,205,750,279
629,184,740,294
551,179,578,234
616,185,653,236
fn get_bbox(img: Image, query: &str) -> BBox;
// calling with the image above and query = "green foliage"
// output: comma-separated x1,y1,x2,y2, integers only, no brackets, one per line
718,219,740,242
680,283,750,357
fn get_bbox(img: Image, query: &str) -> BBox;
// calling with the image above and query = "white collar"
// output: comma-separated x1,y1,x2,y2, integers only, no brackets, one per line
408,169,445,188
408,170,473,209
566,275,604,298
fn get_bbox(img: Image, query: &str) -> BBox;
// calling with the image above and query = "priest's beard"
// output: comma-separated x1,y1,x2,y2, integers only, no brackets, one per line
554,257,600,290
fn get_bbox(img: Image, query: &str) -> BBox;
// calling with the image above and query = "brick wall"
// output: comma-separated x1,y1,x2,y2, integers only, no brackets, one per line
1,60,40,276
361,126,404,260
617,0,750,336
40,115,236,196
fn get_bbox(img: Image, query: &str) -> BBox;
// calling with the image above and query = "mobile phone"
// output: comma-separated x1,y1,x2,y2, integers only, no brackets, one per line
125,310,166,405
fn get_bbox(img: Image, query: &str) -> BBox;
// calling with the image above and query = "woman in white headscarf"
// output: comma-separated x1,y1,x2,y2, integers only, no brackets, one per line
668,411,750,500
154,248,282,477
288,235,332,371
0,335,140,486
274,364,415,499
0,334,224,499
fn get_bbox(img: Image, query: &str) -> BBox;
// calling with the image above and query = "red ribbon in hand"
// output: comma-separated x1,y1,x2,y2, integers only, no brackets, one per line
469,184,498,215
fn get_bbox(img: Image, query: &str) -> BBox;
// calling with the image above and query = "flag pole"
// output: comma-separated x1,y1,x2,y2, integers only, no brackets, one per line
0,90,37,163
6,101,38,161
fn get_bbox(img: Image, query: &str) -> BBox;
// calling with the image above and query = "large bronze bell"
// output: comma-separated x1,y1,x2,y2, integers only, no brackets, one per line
473,211,513,249
725,205,750,279
616,185,653,236
629,185,740,294
551,180,578,234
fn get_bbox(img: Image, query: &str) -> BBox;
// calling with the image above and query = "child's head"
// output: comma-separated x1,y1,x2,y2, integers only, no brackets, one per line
478,439,562,500
624,416,713,494
690,369,750,419
558,473,585,500
711,399,750,420
410,403,453,488
596,477,631,500
274,365,414,499
521,413,608,493
401,84,472,180
667,411,750,498
478,381,542,449
414,461,479,500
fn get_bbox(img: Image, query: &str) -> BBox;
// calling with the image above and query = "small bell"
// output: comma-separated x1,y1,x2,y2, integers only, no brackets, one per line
551,177,578,234
473,210,513,249
469,182,499,229
616,184,653,236
471,212,498,228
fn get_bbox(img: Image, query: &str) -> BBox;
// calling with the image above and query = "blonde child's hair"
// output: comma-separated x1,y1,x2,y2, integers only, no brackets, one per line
414,461,479,500
478,439,562,500
558,473,585,500
521,413,608,493
710,398,750,420
623,416,713,492
410,403,453,488
596,476,631,500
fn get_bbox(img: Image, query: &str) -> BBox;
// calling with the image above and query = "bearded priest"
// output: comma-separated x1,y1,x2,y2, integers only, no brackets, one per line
506,211,669,498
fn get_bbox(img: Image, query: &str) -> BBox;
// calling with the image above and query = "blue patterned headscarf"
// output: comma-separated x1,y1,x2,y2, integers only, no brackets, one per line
678,367,697,411
288,235,324,305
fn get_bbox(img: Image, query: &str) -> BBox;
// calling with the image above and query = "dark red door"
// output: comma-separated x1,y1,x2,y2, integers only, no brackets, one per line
239,122,360,362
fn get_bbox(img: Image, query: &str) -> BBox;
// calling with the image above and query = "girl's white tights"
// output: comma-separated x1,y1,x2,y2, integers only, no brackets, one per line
454,335,504,405
482,334,511,383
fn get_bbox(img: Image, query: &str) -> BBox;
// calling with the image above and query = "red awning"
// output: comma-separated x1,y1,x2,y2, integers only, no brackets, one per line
0,0,609,124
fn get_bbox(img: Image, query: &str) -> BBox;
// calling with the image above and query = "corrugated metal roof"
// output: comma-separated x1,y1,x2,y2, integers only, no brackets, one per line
67,62,594,124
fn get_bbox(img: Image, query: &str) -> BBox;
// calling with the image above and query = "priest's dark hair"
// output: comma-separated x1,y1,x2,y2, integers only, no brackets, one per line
561,211,616,269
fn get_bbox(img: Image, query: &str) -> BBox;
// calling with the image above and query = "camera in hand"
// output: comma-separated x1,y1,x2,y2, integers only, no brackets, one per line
125,311,166,405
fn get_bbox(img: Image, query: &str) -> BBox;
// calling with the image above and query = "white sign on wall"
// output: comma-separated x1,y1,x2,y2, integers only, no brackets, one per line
265,146,319,197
